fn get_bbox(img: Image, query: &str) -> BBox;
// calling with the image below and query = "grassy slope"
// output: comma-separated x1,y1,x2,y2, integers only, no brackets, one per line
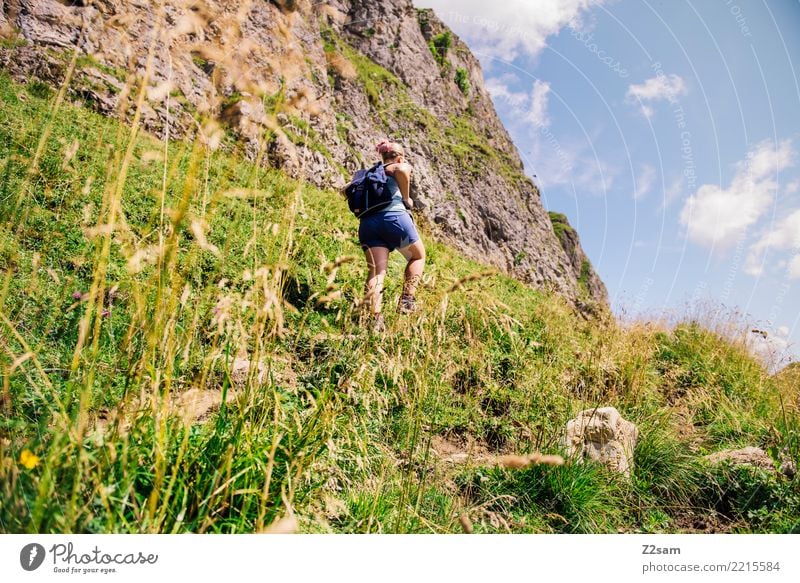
0,72,798,534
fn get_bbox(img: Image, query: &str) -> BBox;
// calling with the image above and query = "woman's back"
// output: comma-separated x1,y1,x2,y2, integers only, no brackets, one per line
377,172,407,215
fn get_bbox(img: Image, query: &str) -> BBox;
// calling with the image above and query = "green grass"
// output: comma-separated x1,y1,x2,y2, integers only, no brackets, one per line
322,28,402,109
283,114,346,178
549,211,576,240
428,31,452,68
74,52,127,82
0,70,798,534
0,37,28,49
578,260,591,294
455,67,470,96
457,461,630,533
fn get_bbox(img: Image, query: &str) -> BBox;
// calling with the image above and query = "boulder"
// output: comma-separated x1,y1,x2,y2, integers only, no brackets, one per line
706,447,775,472
706,447,797,478
563,406,638,477
706,447,798,479
230,357,267,388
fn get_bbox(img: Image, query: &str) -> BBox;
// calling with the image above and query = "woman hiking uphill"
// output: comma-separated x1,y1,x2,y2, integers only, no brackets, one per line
359,140,426,333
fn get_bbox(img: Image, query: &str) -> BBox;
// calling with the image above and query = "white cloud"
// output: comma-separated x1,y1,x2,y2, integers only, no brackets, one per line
662,174,684,209
485,76,528,109
413,0,605,61
486,76,551,128
527,80,551,127
744,208,800,278
527,128,618,195
485,75,615,195
626,74,687,117
790,255,800,279
634,164,656,200
627,74,687,102
680,139,795,248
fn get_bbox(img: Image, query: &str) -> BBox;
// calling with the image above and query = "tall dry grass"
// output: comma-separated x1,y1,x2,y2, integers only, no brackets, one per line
0,2,798,534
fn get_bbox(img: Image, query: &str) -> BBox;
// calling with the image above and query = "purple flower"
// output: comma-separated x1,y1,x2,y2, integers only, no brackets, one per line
72,291,83,300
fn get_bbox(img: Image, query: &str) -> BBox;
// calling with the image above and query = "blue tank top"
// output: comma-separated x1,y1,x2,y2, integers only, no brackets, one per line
378,173,407,215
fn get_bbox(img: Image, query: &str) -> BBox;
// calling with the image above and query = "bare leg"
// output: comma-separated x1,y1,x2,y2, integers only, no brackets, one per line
397,239,425,312
363,246,390,317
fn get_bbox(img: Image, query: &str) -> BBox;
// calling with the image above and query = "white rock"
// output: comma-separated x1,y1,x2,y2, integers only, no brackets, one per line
230,357,267,388
563,406,638,477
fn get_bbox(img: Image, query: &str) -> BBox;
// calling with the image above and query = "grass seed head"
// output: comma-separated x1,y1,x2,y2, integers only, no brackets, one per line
261,514,299,534
497,452,565,469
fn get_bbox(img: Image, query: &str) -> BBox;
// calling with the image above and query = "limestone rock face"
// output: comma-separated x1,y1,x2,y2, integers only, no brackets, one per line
0,1,9,36
16,0,96,48
0,0,607,306
564,407,638,477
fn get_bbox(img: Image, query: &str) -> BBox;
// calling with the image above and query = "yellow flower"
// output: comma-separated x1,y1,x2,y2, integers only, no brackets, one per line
19,449,40,470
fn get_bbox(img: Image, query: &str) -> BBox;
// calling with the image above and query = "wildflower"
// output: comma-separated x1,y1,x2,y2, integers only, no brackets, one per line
72,291,83,300
19,449,40,469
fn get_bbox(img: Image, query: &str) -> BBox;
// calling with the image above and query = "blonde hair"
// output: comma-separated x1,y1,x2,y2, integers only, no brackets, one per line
376,140,404,162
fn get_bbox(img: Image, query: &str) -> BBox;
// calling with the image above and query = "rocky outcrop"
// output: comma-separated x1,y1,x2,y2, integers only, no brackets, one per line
549,212,608,304
15,0,95,48
0,0,607,305
706,446,795,478
563,407,638,477
706,447,774,471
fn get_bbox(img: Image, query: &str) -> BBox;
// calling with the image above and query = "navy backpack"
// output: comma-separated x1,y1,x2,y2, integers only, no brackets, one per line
344,162,393,218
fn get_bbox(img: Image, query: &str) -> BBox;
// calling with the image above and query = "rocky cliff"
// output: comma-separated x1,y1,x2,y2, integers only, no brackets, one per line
0,0,607,305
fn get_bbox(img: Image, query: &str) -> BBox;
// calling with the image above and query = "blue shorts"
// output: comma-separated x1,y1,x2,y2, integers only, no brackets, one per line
359,211,420,251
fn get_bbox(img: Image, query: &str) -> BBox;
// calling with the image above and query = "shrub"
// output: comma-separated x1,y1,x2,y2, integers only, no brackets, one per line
428,32,452,67
455,67,470,95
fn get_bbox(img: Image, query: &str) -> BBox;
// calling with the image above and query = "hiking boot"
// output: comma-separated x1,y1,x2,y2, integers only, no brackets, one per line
396,294,419,315
371,313,386,334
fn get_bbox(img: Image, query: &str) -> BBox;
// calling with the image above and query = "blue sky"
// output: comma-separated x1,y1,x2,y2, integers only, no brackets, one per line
414,0,800,365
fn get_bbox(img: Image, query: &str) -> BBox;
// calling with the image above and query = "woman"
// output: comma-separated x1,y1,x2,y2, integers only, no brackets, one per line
359,140,426,332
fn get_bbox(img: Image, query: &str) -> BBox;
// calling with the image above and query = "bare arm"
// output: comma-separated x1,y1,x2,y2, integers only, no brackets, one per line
386,162,413,207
